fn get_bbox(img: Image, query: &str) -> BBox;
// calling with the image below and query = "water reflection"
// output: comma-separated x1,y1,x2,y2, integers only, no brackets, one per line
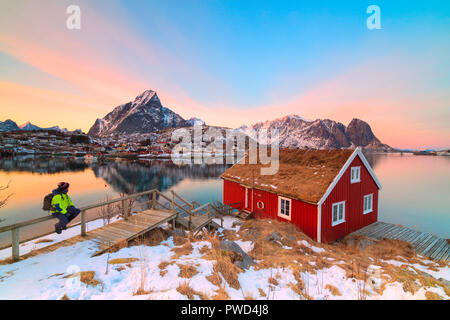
0,156,231,248
92,160,230,194
0,156,89,174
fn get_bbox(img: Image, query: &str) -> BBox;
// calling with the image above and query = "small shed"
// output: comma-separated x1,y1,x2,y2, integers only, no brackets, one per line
220,147,382,243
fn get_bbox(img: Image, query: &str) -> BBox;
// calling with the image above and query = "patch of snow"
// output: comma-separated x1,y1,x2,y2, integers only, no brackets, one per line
412,264,450,281
234,240,254,253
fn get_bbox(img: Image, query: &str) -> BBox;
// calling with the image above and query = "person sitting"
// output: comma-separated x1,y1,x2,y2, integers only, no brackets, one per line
50,182,80,234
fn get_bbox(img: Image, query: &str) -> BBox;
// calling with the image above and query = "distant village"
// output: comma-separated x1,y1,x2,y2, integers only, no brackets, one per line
0,126,247,162
0,129,178,160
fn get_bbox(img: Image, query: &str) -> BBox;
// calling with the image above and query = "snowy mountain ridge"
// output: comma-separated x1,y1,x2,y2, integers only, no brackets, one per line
88,90,203,137
238,115,392,150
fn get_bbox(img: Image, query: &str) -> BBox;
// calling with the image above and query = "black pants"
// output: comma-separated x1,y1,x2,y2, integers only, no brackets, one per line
52,206,81,232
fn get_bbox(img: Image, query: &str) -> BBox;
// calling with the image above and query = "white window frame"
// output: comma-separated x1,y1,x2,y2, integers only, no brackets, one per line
331,201,345,226
363,194,373,214
350,166,361,183
278,196,291,221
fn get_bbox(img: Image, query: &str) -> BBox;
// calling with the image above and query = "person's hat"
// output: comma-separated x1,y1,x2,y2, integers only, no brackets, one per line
57,182,70,190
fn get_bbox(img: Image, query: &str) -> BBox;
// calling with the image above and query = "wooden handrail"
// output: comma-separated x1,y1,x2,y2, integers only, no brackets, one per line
0,188,158,233
191,203,209,214
0,187,227,261
172,191,191,208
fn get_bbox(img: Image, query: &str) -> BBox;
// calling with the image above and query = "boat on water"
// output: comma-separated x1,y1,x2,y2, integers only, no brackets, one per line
413,151,437,156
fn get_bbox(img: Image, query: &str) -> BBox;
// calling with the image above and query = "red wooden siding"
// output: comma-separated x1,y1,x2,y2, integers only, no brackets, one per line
320,155,379,243
223,180,318,241
222,179,246,210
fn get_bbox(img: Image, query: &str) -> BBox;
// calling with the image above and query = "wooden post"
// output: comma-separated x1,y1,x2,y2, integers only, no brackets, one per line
171,190,175,213
189,211,192,230
81,210,86,236
123,199,129,221
147,192,153,209
12,228,19,261
152,191,156,209
207,204,210,219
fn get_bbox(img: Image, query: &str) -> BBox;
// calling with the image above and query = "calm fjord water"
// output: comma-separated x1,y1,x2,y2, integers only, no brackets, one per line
0,153,448,247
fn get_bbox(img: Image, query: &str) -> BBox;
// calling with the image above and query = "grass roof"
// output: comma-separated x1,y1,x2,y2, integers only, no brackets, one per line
221,149,354,204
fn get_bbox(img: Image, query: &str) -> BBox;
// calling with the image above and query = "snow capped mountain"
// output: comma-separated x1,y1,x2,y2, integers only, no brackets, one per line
18,122,61,131
19,122,41,131
239,115,391,150
0,119,20,132
88,90,189,136
186,117,205,126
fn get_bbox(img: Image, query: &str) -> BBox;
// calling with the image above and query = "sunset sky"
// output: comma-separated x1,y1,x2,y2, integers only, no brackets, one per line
0,0,449,149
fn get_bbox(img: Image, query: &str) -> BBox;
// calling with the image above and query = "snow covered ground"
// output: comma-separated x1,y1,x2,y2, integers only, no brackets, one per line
0,216,121,260
0,216,448,300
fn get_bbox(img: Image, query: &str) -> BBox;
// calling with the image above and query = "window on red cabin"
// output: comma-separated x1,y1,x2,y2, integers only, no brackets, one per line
332,201,345,226
363,194,373,214
278,197,291,220
351,166,361,183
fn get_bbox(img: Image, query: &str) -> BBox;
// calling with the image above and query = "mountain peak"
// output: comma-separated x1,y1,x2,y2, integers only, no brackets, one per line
19,121,40,130
282,114,313,122
88,90,187,136
240,116,391,150
134,90,160,105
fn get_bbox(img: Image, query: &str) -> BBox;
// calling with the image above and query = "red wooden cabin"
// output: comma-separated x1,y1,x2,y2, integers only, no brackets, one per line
221,147,382,243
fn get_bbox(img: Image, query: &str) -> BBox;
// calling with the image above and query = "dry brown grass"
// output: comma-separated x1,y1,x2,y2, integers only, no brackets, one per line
173,234,186,246
158,260,174,277
158,260,174,270
258,288,267,297
219,218,450,299
268,277,278,286
213,257,241,290
129,228,170,247
178,264,199,278
134,288,151,296
206,271,222,287
171,241,193,259
201,232,243,290
34,238,54,244
221,149,353,203
199,245,210,255
176,281,209,300
236,218,315,271
212,286,230,300
425,291,443,300
101,238,129,254
108,258,139,264
325,284,341,296
244,292,255,300
63,271,101,287
61,294,70,300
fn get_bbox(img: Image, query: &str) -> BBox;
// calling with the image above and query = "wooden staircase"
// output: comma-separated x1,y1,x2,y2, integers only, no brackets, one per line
209,200,253,220
235,209,253,220
154,190,231,234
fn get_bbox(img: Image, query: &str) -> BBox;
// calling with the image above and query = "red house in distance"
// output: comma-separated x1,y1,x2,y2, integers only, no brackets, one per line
221,147,382,243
